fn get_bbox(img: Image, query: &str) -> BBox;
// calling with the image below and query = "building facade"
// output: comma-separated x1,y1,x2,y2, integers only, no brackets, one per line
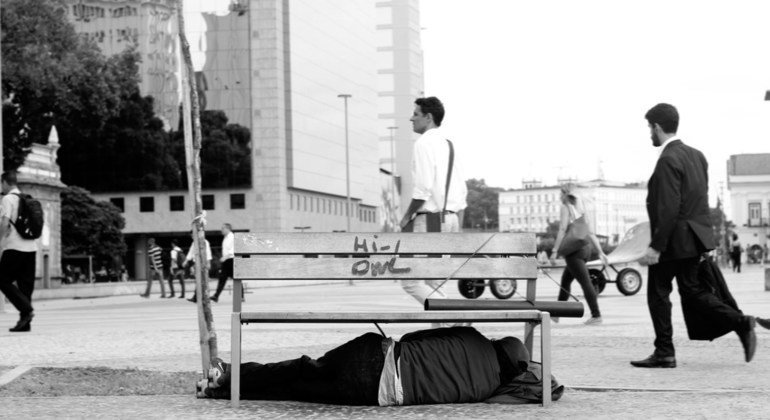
498,179,648,245
64,0,423,279
726,154,770,257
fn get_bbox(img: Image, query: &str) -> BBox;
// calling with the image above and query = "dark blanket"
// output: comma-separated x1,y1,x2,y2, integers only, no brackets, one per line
681,258,743,341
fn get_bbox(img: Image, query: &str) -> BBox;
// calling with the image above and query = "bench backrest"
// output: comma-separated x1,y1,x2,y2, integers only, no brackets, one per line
233,232,537,303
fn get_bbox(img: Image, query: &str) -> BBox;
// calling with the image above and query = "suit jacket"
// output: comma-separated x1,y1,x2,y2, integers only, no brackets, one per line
646,140,715,261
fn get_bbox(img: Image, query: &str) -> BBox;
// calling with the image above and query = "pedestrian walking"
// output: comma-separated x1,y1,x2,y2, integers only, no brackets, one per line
0,171,38,332
211,223,240,302
398,97,467,317
631,103,770,368
551,184,608,325
169,240,186,298
730,233,742,273
186,232,213,304
140,238,166,298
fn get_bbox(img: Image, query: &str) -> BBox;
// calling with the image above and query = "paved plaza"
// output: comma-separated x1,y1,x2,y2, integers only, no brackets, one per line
1,264,769,419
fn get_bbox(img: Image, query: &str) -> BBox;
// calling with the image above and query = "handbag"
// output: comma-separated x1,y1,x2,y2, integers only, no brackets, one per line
557,205,590,257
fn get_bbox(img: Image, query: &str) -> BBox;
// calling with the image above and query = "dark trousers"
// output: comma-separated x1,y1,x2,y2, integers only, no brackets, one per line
144,270,166,296
731,253,741,273
0,250,36,316
168,269,185,296
557,247,601,318
229,332,385,405
214,259,234,298
647,257,746,357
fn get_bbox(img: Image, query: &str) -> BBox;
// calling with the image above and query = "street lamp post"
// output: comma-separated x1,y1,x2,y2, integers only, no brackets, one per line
338,94,352,232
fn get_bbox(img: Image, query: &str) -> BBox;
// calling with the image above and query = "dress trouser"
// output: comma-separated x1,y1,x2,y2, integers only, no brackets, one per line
556,246,601,318
228,332,386,405
647,257,746,357
0,250,36,316
214,258,236,299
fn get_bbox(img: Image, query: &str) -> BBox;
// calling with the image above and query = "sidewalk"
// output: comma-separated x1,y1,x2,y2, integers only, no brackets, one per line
1,265,769,418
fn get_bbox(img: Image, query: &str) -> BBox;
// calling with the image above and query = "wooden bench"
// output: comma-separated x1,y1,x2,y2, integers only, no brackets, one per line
231,232,553,407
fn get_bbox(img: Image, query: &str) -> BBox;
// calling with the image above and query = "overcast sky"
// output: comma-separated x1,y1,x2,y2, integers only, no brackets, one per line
420,0,770,207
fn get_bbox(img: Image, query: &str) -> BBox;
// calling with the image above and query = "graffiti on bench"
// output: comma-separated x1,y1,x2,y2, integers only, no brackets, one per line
351,235,411,277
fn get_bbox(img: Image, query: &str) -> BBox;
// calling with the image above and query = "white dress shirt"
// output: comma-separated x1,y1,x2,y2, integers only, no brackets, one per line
221,232,235,260
658,136,679,156
411,128,468,213
186,239,212,263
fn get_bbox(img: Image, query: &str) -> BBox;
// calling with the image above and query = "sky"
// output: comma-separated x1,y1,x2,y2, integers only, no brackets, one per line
419,0,770,208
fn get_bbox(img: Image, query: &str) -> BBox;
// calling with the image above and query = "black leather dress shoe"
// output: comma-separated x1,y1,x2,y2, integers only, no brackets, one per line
630,354,676,368
737,317,757,363
757,317,770,330
9,312,34,333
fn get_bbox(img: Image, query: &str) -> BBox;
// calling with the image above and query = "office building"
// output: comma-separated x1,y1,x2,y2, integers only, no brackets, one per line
64,0,423,279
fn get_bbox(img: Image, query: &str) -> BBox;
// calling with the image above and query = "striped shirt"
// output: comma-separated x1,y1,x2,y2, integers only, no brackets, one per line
148,245,163,271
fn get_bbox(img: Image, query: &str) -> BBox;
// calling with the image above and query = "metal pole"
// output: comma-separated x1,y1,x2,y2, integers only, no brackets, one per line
338,94,352,232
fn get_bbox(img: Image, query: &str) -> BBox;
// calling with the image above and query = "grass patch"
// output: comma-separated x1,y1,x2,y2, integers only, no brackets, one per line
0,367,199,397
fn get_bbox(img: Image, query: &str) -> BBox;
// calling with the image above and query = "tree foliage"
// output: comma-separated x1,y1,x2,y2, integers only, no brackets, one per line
61,186,126,262
170,110,252,188
463,178,502,230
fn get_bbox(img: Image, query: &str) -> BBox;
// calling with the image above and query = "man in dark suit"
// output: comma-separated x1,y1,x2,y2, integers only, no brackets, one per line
632,103,768,368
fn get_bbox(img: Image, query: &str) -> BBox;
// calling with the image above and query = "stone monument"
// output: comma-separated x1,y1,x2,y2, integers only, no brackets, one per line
16,126,67,289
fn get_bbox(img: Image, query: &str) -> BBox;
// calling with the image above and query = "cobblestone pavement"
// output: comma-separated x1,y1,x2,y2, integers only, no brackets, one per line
1,264,770,418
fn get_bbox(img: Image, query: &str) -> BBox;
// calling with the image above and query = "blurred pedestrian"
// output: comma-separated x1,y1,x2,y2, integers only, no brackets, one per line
140,238,166,298
730,233,742,273
551,184,608,326
187,232,213,304
211,223,239,303
398,97,467,320
169,240,186,298
0,171,38,332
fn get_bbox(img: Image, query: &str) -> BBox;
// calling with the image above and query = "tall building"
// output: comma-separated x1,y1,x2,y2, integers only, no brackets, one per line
64,0,424,279
498,179,648,245
726,153,770,256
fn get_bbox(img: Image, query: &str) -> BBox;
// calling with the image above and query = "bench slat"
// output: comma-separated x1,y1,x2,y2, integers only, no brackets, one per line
235,232,535,255
240,310,543,323
234,257,537,280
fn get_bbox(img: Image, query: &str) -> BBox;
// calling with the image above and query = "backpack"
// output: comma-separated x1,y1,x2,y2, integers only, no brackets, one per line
11,193,44,240
175,248,186,269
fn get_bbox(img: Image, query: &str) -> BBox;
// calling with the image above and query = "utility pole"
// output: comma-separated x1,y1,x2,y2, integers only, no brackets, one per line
338,94,352,232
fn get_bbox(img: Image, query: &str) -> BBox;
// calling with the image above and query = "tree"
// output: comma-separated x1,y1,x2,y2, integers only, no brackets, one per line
2,0,182,191
170,110,251,188
61,186,126,263
2,0,132,170
463,178,502,230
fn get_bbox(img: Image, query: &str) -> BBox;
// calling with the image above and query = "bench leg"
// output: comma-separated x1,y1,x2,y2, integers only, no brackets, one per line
540,312,552,407
524,322,535,356
231,312,241,408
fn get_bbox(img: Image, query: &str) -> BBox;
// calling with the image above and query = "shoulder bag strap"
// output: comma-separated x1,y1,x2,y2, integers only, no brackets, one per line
442,139,454,223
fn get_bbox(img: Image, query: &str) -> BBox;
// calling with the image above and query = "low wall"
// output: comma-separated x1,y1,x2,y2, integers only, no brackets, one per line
26,279,350,301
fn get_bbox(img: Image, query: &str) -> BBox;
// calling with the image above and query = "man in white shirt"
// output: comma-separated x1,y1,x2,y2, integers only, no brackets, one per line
211,223,237,303
0,171,38,332
169,240,186,298
399,97,468,309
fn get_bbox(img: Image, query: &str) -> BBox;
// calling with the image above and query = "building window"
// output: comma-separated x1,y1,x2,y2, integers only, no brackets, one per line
202,194,215,210
230,193,246,209
170,195,184,212
110,197,124,213
748,202,761,226
139,196,154,213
